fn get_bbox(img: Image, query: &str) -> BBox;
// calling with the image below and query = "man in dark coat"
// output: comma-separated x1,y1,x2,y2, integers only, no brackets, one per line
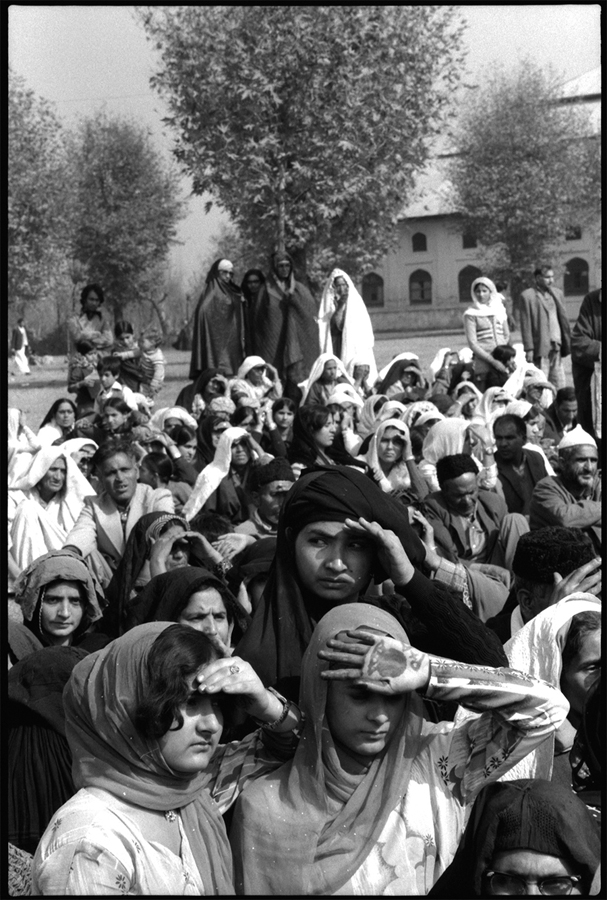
570,287,601,443
493,413,551,515
518,264,571,390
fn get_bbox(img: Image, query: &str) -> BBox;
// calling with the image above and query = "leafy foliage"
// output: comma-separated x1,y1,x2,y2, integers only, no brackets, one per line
449,62,601,295
138,5,466,287
69,111,186,320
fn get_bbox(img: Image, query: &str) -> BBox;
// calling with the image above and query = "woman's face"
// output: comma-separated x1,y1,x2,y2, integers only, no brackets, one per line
56,403,75,431
378,426,405,467
245,274,262,294
321,361,338,384
275,258,291,280
82,290,101,315
72,445,96,479
313,416,337,450
352,365,370,382
179,438,197,463
485,849,583,896
38,457,67,496
158,670,223,775
560,628,601,728
333,277,349,302
104,407,127,432
274,405,294,430
203,377,226,404
474,283,492,304
238,414,256,434
461,394,478,418
231,438,251,468
164,528,192,572
294,520,374,604
326,678,406,769
525,413,544,443
247,365,266,387
177,588,233,647
211,421,230,448
40,580,85,645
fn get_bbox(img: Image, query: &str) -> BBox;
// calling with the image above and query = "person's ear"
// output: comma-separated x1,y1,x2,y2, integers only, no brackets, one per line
517,587,536,622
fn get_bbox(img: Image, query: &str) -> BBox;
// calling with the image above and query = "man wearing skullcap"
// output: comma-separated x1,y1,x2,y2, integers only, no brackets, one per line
529,425,601,553
234,458,296,538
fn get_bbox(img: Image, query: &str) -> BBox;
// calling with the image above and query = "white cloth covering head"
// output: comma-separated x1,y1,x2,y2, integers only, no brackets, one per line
504,399,533,420
473,387,514,429
181,426,252,521
358,394,388,438
401,400,441,429
237,356,267,380
465,277,509,324
298,353,353,405
217,259,233,272
10,444,95,504
149,407,198,431
421,418,469,465
361,418,412,493
376,351,419,384
415,409,445,429
317,268,378,382
429,347,452,380
557,424,597,451
458,347,474,364
325,383,364,410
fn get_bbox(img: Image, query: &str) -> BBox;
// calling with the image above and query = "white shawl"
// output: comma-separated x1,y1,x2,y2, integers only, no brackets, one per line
317,268,378,382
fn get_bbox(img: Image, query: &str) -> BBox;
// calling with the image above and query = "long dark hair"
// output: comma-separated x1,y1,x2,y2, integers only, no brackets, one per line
39,398,77,430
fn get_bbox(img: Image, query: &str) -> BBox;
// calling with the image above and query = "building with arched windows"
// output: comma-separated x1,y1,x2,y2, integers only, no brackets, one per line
360,68,600,333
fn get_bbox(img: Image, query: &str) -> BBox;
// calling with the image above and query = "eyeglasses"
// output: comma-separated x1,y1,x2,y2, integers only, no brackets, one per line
485,871,582,896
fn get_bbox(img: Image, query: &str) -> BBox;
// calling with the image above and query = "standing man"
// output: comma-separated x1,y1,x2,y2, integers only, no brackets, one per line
11,317,30,375
570,287,601,443
519,264,571,390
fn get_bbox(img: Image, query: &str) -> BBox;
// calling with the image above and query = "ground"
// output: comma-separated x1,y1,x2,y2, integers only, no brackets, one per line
8,326,570,425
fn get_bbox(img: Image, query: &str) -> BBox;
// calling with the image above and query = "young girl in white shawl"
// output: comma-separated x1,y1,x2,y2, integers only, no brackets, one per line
463,277,510,392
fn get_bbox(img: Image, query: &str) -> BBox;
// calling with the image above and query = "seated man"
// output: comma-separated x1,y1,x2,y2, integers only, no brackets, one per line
541,385,578,445
234,457,295,539
421,453,528,573
493,413,550,515
486,526,601,642
529,425,601,553
63,440,174,586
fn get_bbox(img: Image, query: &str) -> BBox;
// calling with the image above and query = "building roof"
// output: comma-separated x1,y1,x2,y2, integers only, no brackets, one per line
398,67,601,221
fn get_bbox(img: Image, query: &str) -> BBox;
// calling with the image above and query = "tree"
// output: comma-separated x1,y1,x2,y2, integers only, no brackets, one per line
69,111,186,326
8,70,74,315
138,6,466,288
449,62,601,301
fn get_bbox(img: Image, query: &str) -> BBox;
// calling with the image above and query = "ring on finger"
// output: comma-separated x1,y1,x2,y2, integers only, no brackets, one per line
229,664,240,675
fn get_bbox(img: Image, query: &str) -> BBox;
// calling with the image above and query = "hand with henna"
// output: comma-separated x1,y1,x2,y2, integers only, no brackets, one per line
318,629,431,695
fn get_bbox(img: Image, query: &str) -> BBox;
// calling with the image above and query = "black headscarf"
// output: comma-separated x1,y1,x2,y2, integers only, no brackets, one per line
175,367,227,414
428,779,601,898
196,414,224,469
123,566,251,642
234,466,426,689
240,268,266,304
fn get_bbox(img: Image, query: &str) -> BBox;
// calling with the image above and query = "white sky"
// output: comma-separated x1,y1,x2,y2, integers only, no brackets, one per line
9,5,601,286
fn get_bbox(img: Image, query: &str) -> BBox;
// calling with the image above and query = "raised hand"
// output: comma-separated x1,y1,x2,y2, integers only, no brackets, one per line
344,516,415,585
318,629,430,694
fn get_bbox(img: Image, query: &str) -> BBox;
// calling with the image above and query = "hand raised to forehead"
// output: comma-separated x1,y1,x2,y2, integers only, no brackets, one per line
318,630,430,695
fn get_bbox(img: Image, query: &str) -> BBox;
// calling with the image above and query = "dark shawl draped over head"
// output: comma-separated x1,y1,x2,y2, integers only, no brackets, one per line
240,268,267,359
234,466,426,689
8,646,89,853
123,566,251,640
428,779,601,898
195,414,223,469
63,623,234,893
265,251,320,382
104,511,199,638
175,367,226,416
189,259,245,380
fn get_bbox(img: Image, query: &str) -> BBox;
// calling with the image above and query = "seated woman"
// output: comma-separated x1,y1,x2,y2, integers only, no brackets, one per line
230,355,283,407
471,386,513,432
234,466,509,699
358,393,389,439
288,404,363,476
8,646,89,855
9,446,96,574
36,398,77,446
326,383,365,455
260,396,296,458
299,353,352,406
230,603,568,895
375,352,420,395
194,413,230,471
451,380,483,420
413,409,445,440
419,417,498,493
385,363,429,403
104,511,223,637
182,426,259,524
359,418,429,501
59,437,99,485
123,566,250,651
32,622,302,895
139,451,192,516
149,406,198,435
429,779,600,898
347,359,374,400
484,343,518,390
175,367,229,419
13,549,107,652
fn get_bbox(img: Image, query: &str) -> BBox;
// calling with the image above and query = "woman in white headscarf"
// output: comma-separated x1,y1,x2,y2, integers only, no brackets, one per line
463,277,510,393
317,268,377,383
9,446,96,574
419,418,498,493
472,386,513,433
299,352,353,406
359,418,428,500
229,355,283,407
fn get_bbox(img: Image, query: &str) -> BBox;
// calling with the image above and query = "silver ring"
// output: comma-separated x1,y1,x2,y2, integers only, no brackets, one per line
229,664,240,675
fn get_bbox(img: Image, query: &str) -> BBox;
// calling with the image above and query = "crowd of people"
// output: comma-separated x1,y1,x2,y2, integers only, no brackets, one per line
7,263,602,896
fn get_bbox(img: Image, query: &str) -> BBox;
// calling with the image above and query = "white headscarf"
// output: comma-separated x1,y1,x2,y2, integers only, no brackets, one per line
325,383,364,410
181,426,253,521
358,394,388,438
317,268,378,382
298,353,353,405
464,277,508,324
360,418,412,493
401,400,441,429
429,347,452,381
473,387,514,430
149,407,198,431
236,356,267,380
376,351,420,384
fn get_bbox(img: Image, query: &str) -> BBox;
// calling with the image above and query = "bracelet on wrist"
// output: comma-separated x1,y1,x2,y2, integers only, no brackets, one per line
405,456,415,462
253,686,292,730
213,558,233,578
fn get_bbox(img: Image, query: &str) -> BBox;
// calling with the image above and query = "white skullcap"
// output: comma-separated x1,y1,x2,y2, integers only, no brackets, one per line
218,259,233,271
557,424,597,451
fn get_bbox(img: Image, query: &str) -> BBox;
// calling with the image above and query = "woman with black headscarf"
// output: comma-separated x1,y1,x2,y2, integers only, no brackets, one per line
240,268,267,359
234,465,508,698
189,258,245,379
266,250,320,395
175,367,230,419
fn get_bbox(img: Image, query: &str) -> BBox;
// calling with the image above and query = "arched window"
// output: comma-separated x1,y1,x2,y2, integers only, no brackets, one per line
362,272,384,307
458,265,482,303
563,257,589,296
412,232,427,252
409,270,432,305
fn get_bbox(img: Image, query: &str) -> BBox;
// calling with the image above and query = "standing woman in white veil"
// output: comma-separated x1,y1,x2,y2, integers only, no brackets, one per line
317,268,378,384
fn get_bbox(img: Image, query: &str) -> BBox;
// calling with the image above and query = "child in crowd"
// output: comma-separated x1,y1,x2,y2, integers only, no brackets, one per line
67,339,100,418
113,327,166,404
485,343,517,389
111,320,142,392
93,357,138,417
